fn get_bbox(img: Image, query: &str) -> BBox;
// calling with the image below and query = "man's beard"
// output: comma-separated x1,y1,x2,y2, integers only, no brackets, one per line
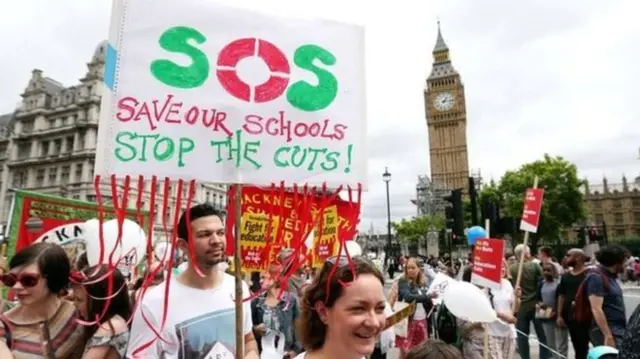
196,254,225,269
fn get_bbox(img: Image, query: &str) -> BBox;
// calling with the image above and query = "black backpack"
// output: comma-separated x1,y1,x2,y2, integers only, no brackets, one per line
436,304,461,348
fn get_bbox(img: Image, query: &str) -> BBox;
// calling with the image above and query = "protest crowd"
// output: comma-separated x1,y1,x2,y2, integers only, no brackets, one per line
0,0,634,358
0,202,636,359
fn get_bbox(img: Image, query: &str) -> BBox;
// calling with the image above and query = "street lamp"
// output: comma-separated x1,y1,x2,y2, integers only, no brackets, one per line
383,167,392,268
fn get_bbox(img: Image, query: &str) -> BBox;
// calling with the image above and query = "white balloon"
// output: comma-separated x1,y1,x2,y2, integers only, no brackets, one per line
443,281,497,323
340,240,362,257
84,218,147,277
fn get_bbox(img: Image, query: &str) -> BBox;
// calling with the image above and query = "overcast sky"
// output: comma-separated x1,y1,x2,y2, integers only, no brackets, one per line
1,0,638,233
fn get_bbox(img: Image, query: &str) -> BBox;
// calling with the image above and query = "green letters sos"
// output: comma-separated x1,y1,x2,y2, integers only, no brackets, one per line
150,26,339,112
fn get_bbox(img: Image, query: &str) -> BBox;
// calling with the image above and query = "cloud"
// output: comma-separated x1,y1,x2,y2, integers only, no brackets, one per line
1,0,638,234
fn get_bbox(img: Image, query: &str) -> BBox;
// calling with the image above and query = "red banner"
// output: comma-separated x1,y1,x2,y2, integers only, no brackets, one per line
225,186,360,272
519,188,544,233
470,238,505,290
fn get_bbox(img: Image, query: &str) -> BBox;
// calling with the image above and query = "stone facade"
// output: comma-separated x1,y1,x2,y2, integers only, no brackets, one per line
0,41,227,241
584,175,640,238
424,22,470,193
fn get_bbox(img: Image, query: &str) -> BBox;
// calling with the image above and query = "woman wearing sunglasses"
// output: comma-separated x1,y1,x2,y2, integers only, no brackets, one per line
294,255,387,359
0,242,85,358
70,264,132,359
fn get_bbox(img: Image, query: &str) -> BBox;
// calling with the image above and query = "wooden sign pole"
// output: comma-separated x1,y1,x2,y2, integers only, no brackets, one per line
483,219,490,359
234,184,244,359
512,176,539,312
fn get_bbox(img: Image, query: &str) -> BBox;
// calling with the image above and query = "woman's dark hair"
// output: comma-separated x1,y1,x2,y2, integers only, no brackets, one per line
9,242,70,294
77,264,132,339
296,256,384,350
177,203,224,241
406,339,463,359
596,244,628,267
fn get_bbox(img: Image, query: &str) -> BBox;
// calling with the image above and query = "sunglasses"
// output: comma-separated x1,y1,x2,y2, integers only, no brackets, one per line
0,273,41,288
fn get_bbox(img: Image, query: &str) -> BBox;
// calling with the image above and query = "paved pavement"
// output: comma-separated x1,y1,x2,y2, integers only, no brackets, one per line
383,278,640,359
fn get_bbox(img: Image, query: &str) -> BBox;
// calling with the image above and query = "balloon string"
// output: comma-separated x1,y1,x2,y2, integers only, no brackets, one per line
146,176,158,269
93,175,106,269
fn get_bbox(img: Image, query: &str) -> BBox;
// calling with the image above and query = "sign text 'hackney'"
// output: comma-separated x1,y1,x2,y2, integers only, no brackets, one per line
150,26,339,112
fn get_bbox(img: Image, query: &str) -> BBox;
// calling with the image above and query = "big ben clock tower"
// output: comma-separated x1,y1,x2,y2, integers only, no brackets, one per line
425,21,470,192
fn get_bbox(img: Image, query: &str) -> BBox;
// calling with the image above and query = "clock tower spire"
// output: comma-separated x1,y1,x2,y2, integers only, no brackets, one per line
424,21,470,194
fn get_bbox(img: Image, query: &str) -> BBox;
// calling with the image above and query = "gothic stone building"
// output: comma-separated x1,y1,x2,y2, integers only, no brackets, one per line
584,176,640,239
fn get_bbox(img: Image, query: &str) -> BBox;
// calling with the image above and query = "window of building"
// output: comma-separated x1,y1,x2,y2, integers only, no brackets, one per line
48,167,57,183
72,195,81,200
0,143,8,157
595,214,605,223
633,198,640,207
614,229,625,237
35,169,45,187
635,212,640,224
60,166,70,184
12,171,26,188
17,142,30,160
21,120,34,133
53,139,62,155
40,141,49,157
75,163,83,182
614,213,624,224
78,130,86,150
612,199,622,209
65,136,74,152
88,160,94,178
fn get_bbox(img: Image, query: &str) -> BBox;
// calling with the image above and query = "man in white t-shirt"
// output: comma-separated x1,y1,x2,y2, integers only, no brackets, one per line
126,203,259,359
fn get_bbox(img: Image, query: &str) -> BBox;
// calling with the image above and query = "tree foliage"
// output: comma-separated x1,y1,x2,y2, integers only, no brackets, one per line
479,154,586,246
392,215,445,242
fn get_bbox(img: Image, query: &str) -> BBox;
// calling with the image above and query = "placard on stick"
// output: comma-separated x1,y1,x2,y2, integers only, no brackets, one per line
471,238,505,290
519,188,544,233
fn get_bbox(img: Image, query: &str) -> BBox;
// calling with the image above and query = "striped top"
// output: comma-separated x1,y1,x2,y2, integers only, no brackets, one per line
0,299,85,358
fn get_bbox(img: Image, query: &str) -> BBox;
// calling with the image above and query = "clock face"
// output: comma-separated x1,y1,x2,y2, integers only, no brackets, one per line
433,92,456,112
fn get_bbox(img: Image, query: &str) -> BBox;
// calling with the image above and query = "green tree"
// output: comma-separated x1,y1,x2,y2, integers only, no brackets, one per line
462,198,472,228
392,215,445,242
490,154,586,248
479,180,501,204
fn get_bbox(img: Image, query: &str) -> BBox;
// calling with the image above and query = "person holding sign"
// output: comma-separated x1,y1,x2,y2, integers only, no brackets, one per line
126,204,259,359
508,244,550,359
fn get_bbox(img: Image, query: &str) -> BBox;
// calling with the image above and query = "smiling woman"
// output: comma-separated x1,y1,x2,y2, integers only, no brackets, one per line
295,256,386,359
0,242,85,358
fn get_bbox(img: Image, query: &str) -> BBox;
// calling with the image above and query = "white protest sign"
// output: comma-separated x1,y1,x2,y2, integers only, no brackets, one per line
96,1,367,188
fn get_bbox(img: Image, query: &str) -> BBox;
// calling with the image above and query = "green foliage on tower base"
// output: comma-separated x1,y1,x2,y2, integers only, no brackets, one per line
392,215,445,242
479,154,587,248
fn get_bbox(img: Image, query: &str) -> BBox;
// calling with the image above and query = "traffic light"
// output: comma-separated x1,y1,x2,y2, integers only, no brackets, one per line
444,189,464,237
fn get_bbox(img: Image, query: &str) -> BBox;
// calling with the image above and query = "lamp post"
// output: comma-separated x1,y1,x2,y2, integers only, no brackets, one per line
383,167,392,268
